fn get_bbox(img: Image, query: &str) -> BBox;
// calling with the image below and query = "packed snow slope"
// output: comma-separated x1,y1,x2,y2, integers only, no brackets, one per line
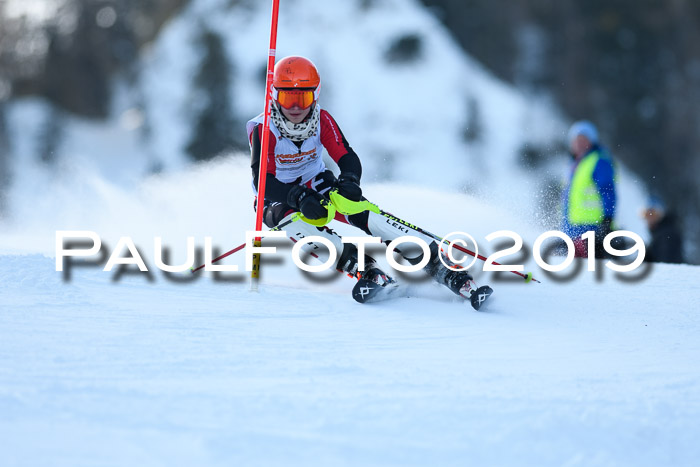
2,158,700,466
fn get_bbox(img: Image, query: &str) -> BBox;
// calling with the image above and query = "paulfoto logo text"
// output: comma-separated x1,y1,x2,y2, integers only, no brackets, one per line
55,229,646,282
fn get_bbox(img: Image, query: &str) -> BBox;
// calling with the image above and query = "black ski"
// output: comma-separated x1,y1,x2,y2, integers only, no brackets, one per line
469,285,493,311
351,265,493,309
352,279,493,309
350,264,402,304
352,277,401,303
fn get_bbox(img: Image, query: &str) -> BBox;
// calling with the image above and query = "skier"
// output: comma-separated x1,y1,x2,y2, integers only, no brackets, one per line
247,56,492,308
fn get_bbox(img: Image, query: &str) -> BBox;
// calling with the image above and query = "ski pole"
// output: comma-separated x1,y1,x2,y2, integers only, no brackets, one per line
328,190,539,283
376,209,540,283
190,213,299,274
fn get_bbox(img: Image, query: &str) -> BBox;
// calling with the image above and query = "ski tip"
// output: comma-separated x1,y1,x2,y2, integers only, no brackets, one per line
352,277,400,304
470,285,493,311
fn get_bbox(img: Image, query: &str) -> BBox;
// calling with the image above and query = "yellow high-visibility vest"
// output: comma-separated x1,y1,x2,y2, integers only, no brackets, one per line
567,151,610,225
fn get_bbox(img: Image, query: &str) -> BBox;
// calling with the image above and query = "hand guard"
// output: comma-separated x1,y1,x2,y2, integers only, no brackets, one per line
287,185,328,220
336,173,362,201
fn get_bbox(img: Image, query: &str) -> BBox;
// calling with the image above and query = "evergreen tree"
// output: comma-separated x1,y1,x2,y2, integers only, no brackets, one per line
0,103,9,217
186,28,243,161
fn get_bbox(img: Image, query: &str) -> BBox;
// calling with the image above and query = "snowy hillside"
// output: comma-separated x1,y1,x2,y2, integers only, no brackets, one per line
1,0,649,241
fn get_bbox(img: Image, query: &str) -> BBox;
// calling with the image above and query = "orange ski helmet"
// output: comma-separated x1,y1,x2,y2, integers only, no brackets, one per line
272,56,321,110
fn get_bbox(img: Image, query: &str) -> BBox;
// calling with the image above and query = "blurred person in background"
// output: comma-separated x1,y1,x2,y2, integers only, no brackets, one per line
641,196,684,264
561,120,617,258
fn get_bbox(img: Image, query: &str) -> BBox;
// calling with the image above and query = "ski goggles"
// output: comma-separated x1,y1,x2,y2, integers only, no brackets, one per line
273,88,318,110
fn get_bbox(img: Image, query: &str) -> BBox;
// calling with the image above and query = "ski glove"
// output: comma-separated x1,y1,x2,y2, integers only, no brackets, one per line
287,185,329,220
336,173,362,201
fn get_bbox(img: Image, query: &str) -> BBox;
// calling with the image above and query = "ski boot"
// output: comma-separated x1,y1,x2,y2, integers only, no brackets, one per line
421,242,493,310
336,244,399,304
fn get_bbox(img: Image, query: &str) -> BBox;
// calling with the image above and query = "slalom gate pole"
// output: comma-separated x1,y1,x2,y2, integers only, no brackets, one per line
190,214,299,274
250,0,281,291
376,209,540,283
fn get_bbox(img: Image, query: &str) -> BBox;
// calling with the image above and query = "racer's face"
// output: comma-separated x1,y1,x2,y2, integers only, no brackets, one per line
280,104,311,124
